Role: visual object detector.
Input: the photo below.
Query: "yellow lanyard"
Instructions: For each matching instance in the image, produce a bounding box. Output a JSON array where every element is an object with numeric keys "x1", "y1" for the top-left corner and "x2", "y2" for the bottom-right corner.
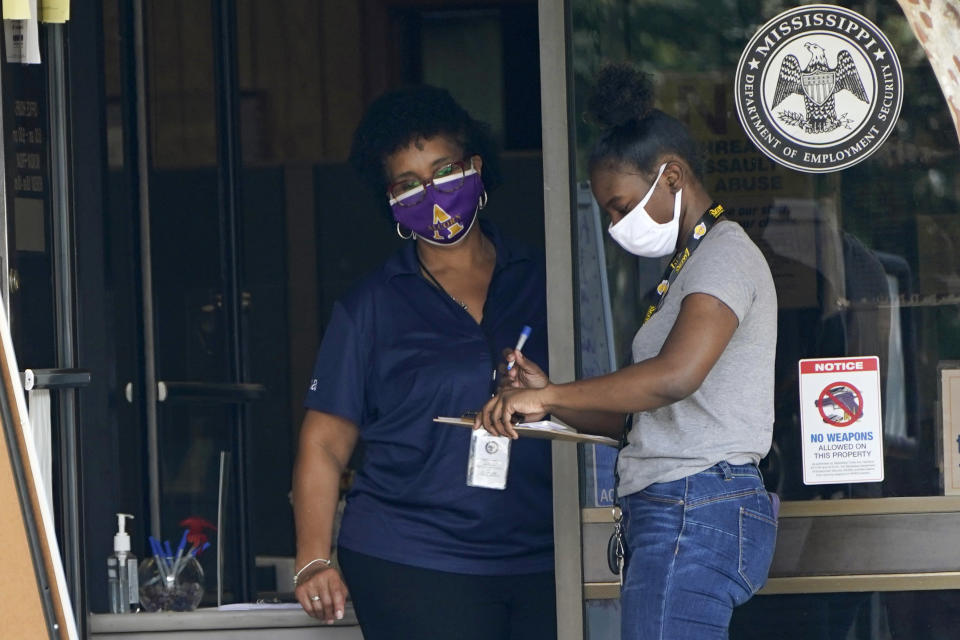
[{"x1": 640, "y1": 203, "x2": 725, "y2": 326}]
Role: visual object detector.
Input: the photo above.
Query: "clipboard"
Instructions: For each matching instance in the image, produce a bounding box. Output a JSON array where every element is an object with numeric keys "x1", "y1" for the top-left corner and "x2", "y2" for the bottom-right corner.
[{"x1": 434, "y1": 415, "x2": 619, "y2": 447}]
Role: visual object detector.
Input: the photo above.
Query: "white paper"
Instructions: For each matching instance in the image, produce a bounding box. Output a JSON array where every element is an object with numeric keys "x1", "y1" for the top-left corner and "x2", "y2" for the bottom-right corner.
[
  {"x1": 26, "y1": 388, "x2": 51, "y2": 512},
  {"x1": 516, "y1": 420, "x2": 575, "y2": 433},
  {"x1": 4, "y1": 0, "x2": 40, "y2": 64},
  {"x1": 798, "y1": 356, "x2": 884, "y2": 484},
  {"x1": 466, "y1": 428, "x2": 510, "y2": 490}
]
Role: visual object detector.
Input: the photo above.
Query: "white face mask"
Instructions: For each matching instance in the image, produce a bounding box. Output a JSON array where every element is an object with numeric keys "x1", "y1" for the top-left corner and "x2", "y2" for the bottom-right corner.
[{"x1": 607, "y1": 163, "x2": 682, "y2": 258}]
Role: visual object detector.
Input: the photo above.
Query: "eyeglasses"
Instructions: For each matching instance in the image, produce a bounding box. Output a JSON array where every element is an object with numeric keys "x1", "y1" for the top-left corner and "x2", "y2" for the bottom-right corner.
[{"x1": 388, "y1": 160, "x2": 470, "y2": 207}]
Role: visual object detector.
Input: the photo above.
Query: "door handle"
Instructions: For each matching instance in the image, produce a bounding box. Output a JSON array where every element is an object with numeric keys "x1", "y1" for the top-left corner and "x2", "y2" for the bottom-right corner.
[
  {"x1": 156, "y1": 381, "x2": 266, "y2": 404},
  {"x1": 21, "y1": 368, "x2": 91, "y2": 390}
]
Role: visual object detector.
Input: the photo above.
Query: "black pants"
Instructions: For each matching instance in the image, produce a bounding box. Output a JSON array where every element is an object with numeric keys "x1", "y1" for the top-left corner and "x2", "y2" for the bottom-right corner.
[{"x1": 338, "y1": 546, "x2": 557, "y2": 640}]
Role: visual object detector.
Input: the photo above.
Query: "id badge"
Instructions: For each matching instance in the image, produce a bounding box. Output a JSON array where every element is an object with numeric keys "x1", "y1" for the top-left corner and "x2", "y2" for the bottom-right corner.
[{"x1": 466, "y1": 428, "x2": 510, "y2": 490}]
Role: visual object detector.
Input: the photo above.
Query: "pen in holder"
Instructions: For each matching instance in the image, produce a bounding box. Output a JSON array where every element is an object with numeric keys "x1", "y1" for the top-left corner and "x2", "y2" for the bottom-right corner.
[{"x1": 139, "y1": 533, "x2": 207, "y2": 612}]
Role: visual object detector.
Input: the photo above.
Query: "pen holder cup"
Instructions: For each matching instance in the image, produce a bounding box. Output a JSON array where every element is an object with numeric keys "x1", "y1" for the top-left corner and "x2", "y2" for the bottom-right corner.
[{"x1": 138, "y1": 555, "x2": 205, "y2": 612}]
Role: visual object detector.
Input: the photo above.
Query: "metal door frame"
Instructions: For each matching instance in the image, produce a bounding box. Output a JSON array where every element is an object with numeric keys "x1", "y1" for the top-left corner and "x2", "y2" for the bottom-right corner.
[
  {"x1": 0, "y1": 17, "x2": 85, "y2": 630},
  {"x1": 537, "y1": 1, "x2": 583, "y2": 638}
]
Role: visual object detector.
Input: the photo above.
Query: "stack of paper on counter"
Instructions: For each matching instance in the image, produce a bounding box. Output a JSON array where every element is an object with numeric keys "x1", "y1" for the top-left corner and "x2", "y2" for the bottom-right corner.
[{"x1": 433, "y1": 415, "x2": 618, "y2": 447}]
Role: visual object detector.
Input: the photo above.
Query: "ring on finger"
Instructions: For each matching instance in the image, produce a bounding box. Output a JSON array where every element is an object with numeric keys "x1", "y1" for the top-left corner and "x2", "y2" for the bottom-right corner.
[{"x1": 310, "y1": 595, "x2": 321, "y2": 602}]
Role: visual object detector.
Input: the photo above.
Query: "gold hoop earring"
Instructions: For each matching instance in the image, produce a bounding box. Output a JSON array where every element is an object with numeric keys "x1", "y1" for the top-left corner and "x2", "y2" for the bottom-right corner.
[{"x1": 396, "y1": 222, "x2": 413, "y2": 240}]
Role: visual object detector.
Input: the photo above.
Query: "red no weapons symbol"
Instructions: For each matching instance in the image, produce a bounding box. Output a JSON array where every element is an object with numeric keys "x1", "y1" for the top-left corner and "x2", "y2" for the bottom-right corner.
[{"x1": 816, "y1": 381, "x2": 863, "y2": 427}]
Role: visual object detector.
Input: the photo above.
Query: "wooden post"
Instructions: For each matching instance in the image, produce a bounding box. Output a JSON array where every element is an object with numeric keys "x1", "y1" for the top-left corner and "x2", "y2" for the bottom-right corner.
[{"x1": 0, "y1": 305, "x2": 77, "y2": 639}]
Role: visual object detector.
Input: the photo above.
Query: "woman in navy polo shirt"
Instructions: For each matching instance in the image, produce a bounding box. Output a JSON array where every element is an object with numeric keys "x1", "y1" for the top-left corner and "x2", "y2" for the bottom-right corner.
[{"x1": 291, "y1": 86, "x2": 555, "y2": 640}]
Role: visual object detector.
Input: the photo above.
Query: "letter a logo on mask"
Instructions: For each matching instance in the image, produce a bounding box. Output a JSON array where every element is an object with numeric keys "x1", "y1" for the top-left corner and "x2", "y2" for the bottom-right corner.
[{"x1": 432, "y1": 204, "x2": 464, "y2": 240}]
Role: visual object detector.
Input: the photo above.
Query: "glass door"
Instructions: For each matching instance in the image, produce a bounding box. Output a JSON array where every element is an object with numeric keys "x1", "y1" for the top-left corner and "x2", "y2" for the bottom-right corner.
[
  {"x1": 105, "y1": 0, "x2": 278, "y2": 603},
  {"x1": 539, "y1": 0, "x2": 960, "y2": 637}
]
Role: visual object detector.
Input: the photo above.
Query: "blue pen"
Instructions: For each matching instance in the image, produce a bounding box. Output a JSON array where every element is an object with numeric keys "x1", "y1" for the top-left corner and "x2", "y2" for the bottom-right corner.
[
  {"x1": 171, "y1": 530, "x2": 190, "y2": 576},
  {"x1": 149, "y1": 537, "x2": 169, "y2": 580},
  {"x1": 506, "y1": 326, "x2": 532, "y2": 371},
  {"x1": 149, "y1": 536, "x2": 163, "y2": 560},
  {"x1": 175, "y1": 530, "x2": 189, "y2": 556}
]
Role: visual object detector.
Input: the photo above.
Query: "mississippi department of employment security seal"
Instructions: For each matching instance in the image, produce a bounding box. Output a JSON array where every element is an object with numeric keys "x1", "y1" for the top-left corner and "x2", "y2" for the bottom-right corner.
[{"x1": 734, "y1": 4, "x2": 902, "y2": 173}]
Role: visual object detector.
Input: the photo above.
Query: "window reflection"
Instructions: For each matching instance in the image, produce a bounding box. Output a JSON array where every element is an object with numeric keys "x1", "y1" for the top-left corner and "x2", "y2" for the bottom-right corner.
[{"x1": 571, "y1": 0, "x2": 960, "y2": 503}]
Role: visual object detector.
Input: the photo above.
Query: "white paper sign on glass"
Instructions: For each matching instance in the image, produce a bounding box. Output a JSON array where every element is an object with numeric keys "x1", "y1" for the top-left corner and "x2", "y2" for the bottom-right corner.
[{"x1": 798, "y1": 356, "x2": 884, "y2": 485}]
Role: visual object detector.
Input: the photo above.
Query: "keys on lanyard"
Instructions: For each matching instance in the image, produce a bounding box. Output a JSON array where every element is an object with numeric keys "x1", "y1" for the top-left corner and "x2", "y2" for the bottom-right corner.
[{"x1": 606, "y1": 506, "x2": 625, "y2": 586}]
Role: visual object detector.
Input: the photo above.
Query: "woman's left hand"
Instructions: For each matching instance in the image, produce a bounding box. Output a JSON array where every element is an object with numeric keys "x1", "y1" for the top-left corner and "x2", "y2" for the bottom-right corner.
[{"x1": 475, "y1": 386, "x2": 551, "y2": 438}]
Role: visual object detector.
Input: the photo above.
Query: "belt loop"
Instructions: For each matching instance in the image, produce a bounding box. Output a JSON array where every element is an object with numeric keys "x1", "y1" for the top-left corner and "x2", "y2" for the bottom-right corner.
[{"x1": 718, "y1": 460, "x2": 733, "y2": 480}]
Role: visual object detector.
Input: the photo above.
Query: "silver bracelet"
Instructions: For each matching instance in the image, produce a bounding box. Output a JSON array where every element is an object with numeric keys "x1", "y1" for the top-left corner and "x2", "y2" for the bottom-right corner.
[{"x1": 292, "y1": 557, "x2": 332, "y2": 586}]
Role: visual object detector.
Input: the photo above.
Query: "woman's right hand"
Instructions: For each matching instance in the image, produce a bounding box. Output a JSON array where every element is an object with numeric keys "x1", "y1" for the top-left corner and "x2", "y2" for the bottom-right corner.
[
  {"x1": 500, "y1": 349, "x2": 549, "y2": 391},
  {"x1": 294, "y1": 565, "x2": 349, "y2": 624}
]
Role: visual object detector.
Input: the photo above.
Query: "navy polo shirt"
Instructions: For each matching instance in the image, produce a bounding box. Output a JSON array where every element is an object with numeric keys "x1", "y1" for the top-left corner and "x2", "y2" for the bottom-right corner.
[{"x1": 305, "y1": 221, "x2": 553, "y2": 575}]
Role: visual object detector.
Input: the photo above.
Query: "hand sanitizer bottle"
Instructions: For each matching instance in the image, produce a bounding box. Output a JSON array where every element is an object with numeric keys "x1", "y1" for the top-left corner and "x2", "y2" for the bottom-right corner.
[{"x1": 108, "y1": 513, "x2": 138, "y2": 613}]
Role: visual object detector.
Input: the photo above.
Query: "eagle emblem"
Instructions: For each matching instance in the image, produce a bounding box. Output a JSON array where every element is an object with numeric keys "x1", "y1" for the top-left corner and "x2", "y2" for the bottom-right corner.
[{"x1": 772, "y1": 42, "x2": 868, "y2": 134}]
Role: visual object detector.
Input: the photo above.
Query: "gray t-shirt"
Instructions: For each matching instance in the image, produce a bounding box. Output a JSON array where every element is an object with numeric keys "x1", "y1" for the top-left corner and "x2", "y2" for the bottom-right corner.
[{"x1": 617, "y1": 220, "x2": 777, "y2": 496}]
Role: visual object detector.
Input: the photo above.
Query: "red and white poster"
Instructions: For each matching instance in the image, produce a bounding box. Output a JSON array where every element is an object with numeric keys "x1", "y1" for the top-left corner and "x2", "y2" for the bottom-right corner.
[{"x1": 798, "y1": 356, "x2": 884, "y2": 485}]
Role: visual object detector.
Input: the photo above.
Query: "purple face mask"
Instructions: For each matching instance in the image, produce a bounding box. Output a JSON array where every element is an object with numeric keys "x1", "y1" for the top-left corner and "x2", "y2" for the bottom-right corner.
[{"x1": 389, "y1": 168, "x2": 484, "y2": 245}]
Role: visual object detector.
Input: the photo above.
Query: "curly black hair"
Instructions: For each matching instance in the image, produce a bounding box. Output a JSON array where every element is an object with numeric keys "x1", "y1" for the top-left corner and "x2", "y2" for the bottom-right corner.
[
  {"x1": 587, "y1": 62, "x2": 704, "y2": 180},
  {"x1": 349, "y1": 85, "x2": 502, "y2": 210}
]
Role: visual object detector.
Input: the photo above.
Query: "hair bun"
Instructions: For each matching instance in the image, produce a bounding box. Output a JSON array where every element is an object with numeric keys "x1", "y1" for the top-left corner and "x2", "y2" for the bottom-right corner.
[{"x1": 587, "y1": 62, "x2": 655, "y2": 130}]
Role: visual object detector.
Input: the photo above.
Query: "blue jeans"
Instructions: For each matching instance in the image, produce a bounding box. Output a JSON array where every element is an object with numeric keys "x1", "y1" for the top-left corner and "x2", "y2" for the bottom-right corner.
[{"x1": 620, "y1": 462, "x2": 778, "y2": 640}]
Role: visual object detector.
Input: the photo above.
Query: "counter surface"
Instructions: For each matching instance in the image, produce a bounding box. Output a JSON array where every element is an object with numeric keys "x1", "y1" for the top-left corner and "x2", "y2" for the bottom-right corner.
[{"x1": 89, "y1": 604, "x2": 363, "y2": 639}]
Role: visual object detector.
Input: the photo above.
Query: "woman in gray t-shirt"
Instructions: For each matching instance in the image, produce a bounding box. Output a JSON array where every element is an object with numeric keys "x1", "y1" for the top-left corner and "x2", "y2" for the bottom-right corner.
[{"x1": 476, "y1": 63, "x2": 778, "y2": 639}]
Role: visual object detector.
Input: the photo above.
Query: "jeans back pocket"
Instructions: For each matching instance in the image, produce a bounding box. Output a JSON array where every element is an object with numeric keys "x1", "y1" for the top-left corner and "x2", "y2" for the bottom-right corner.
[{"x1": 738, "y1": 505, "x2": 777, "y2": 596}]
